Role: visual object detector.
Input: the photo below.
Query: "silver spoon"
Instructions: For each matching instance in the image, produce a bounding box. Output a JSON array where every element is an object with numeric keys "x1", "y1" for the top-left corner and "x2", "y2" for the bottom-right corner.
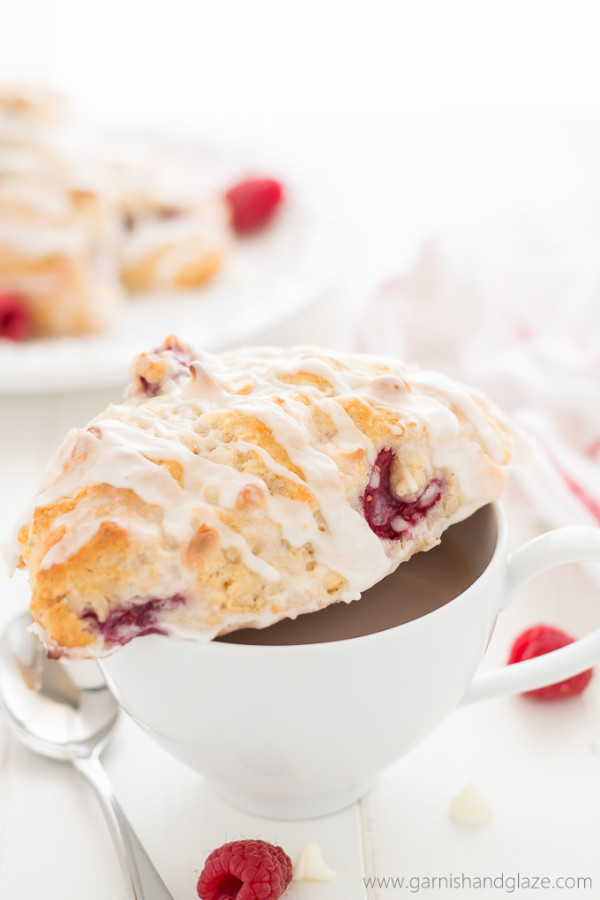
[{"x1": 0, "y1": 612, "x2": 175, "y2": 900}]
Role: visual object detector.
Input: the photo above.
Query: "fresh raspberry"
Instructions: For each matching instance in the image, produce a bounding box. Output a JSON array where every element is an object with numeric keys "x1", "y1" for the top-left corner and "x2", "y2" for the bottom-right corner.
[
  {"x1": 508, "y1": 624, "x2": 594, "y2": 700},
  {"x1": 197, "y1": 839, "x2": 292, "y2": 900},
  {"x1": 0, "y1": 292, "x2": 33, "y2": 341},
  {"x1": 224, "y1": 178, "x2": 284, "y2": 234}
]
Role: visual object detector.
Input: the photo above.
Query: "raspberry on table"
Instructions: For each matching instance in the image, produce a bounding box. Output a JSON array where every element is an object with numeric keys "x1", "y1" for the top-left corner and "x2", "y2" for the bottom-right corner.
[
  {"x1": 224, "y1": 178, "x2": 284, "y2": 235},
  {"x1": 197, "y1": 839, "x2": 293, "y2": 900},
  {"x1": 0, "y1": 292, "x2": 32, "y2": 341},
  {"x1": 508, "y1": 624, "x2": 594, "y2": 700}
]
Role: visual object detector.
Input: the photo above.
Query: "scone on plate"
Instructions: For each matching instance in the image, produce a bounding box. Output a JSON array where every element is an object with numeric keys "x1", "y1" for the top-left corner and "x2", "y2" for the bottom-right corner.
[
  {"x1": 0, "y1": 83, "x2": 285, "y2": 340},
  {"x1": 110, "y1": 142, "x2": 229, "y2": 293},
  {"x1": 15, "y1": 339, "x2": 521, "y2": 657},
  {"x1": 118, "y1": 196, "x2": 228, "y2": 293},
  {"x1": 0, "y1": 84, "x2": 121, "y2": 339}
]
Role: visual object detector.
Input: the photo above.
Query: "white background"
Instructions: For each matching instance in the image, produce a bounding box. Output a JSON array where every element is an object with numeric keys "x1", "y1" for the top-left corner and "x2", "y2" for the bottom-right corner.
[
  {"x1": 4, "y1": 1, "x2": 600, "y2": 281},
  {"x1": 4, "y1": 1, "x2": 600, "y2": 118}
]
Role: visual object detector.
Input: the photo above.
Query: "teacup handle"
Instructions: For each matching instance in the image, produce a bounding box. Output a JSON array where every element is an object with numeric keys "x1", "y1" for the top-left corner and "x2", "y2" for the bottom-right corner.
[{"x1": 461, "y1": 526, "x2": 600, "y2": 705}]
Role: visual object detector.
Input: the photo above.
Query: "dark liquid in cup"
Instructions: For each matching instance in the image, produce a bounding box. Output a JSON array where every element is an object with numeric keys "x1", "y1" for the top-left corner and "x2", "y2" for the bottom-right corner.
[{"x1": 218, "y1": 505, "x2": 496, "y2": 646}]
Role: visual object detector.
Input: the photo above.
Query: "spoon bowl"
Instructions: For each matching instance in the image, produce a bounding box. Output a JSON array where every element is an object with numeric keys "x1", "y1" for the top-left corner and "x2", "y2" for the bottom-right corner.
[
  {"x1": 0, "y1": 612, "x2": 118, "y2": 759},
  {"x1": 0, "y1": 612, "x2": 174, "y2": 900}
]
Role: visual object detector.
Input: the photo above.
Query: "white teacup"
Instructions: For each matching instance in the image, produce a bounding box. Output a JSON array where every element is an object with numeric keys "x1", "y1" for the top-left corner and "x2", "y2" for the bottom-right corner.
[{"x1": 100, "y1": 503, "x2": 600, "y2": 819}]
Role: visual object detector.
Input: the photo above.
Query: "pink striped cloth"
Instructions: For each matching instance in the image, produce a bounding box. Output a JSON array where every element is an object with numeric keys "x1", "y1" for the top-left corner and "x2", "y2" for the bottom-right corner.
[{"x1": 359, "y1": 215, "x2": 600, "y2": 548}]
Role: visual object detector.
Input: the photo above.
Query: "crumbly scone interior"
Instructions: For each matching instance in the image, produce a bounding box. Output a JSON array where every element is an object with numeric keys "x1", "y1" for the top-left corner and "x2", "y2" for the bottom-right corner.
[{"x1": 16, "y1": 339, "x2": 518, "y2": 657}]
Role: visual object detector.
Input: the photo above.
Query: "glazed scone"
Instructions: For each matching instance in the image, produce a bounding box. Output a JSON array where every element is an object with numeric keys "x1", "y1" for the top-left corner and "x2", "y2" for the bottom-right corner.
[
  {"x1": 0, "y1": 84, "x2": 226, "y2": 340},
  {"x1": 16, "y1": 339, "x2": 521, "y2": 657},
  {"x1": 0, "y1": 84, "x2": 285, "y2": 341},
  {"x1": 119, "y1": 196, "x2": 228, "y2": 292},
  {"x1": 0, "y1": 175, "x2": 121, "y2": 337},
  {"x1": 0, "y1": 84, "x2": 122, "y2": 338},
  {"x1": 110, "y1": 142, "x2": 229, "y2": 292}
]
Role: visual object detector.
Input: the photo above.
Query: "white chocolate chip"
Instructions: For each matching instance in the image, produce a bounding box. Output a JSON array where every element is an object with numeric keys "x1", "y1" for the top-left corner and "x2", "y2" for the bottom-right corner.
[
  {"x1": 293, "y1": 840, "x2": 336, "y2": 881},
  {"x1": 449, "y1": 783, "x2": 492, "y2": 826},
  {"x1": 418, "y1": 481, "x2": 439, "y2": 506},
  {"x1": 390, "y1": 516, "x2": 410, "y2": 533},
  {"x1": 369, "y1": 470, "x2": 381, "y2": 489}
]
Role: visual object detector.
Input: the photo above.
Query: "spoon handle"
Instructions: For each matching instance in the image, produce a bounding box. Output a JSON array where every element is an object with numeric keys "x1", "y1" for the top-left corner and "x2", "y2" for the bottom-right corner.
[{"x1": 73, "y1": 753, "x2": 175, "y2": 900}]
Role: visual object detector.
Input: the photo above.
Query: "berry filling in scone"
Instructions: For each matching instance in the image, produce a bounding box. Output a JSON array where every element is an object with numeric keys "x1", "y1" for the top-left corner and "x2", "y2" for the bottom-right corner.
[
  {"x1": 138, "y1": 377, "x2": 162, "y2": 397},
  {"x1": 362, "y1": 449, "x2": 444, "y2": 540},
  {"x1": 132, "y1": 335, "x2": 195, "y2": 396},
  {"x1": 82, "y1": 594, "x2": 186, "y2": 648}
]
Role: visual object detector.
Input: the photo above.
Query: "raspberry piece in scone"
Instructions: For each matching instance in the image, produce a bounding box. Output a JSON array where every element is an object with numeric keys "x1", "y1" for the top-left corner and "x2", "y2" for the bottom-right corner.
[{"x1": 361, "y1": 449, "x2": 444, "y2": 540}]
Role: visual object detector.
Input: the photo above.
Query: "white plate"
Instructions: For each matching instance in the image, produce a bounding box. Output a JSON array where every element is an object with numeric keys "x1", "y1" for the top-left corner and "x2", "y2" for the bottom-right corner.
[{"x1": 0, "y1": 150, "x2": 348, "y2": 394}]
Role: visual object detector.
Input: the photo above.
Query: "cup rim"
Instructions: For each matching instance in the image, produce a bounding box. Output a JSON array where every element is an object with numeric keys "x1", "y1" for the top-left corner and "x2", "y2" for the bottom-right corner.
[{"x1": 115, "y1": 501, "x2": 507, "y2": 661}]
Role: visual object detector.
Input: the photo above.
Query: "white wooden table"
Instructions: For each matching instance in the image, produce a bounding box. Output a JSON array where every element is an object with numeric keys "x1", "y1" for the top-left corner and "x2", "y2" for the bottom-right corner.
[{"x1": 1, "y1": 113, "x2": 600, "y2": 899}]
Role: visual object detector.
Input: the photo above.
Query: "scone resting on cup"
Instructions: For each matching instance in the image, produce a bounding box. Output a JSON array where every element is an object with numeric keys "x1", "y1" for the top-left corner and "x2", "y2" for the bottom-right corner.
[{"x1": 15, "y1": 339, "x2": 521, "y2": 658}]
